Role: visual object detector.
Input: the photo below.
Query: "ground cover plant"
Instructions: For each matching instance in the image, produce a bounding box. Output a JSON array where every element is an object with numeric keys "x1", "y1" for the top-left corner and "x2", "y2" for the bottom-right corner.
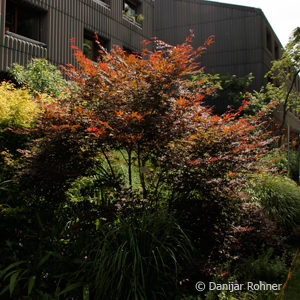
[{"x1": 0, "y1": 32, "x2": 298, "y2": 299}]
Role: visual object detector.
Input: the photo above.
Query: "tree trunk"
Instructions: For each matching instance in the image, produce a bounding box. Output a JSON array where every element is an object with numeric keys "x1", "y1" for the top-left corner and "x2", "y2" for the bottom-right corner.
[{"x1": 279, "y1": 69, "x2": 300, "y2": 146}]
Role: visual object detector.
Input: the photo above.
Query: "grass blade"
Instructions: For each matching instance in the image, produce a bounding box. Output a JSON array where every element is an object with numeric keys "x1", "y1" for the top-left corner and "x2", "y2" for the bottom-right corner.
[
  {"x1": 28, "y1": 275, "x2": 36, "y2": 295},
  {"x1": 58, "y1": 282, "x2": 82, "y2": 296},
  {"x1": 9, "y1": 271, "x2": 19, "y2": 297}
]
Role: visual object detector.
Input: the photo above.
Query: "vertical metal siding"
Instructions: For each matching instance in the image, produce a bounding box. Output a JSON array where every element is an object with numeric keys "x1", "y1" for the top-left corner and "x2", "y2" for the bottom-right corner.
[
  {"x1": 1, "y1": 34, "x2": 48, "y2": 70},
  {"x1": 0, "y1": 0, "x2": 154, "y2": 71},
  {"x1": 0, "y1": 0, "x2": 5, "y2": 46},
  {"x1": 154, "y1": 0, "x2": 282, "y2": 91}
]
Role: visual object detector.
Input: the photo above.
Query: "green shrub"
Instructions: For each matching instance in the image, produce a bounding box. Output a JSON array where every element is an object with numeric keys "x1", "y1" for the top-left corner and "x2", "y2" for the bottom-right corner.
[
  {"x1": 9, "y1": 58, "x2": 70, "y2": 97},
  {"x1": 278, "y1": 150, "x2": 298, "y2": 182},
  {"x1": 0, "y1": 82, "x2": 46, "y2": 197},
  {"x1": 0, "y1": 255, "x2": 86, "y2": 299},
  {"x1": 205, "y1": 289, "x2": 276, "y2": 300},
  {"x1": 200, "y1": 249, "x2": 288, "y2": 300},
  {"x1": 65, "y1": 164, "x2": 124, "y2": 204},
  {"x1": 286, "y1": 151, "x2": 299, "y2": 183},
  {"x1": 263, "y1": 150, "x2": 300, "y2": 182},
  {"x1": 251, "y1": 174, "x2": 300, "y2": 231},
  {"x1": 82, "y1": 211, "x2": 192, "y2": 299},
  {"x1": 0, "y1": 206, "x2": 88, "y2": 299},
  {"x1": 234, "y1": 248, "x2": 288, "y2": 283}
]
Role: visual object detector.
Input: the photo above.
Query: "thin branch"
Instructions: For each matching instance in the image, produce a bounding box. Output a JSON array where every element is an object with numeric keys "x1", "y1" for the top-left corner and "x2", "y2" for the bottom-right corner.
[{"x1": 100, "y1": 146, "x2": 116, "y2": 179}]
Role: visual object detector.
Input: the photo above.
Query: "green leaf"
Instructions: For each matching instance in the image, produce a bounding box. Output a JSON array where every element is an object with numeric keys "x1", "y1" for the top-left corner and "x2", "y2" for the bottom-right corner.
[
  {"x1": 0, "y1": 261, "x2": 25, "y2": 279},
  {"x1": 83, "y1": 284, "x2": 90, "y2": 300},
  {"x1": 38, "y1": 252, "x2": 53, "y2": 268},
  {"x1": 4, "y1": 269, "x2": 20, "y2": 281},
  {"x1": 58, "y1": 282, "x2": 82, "y2": 296},
  {"x1": 0, "y1": 286, "x2": 9, "y2": 296},
  {"x1": 28, "y1": 275, "x2": 36, "y2": 295},
  {"x1": 9, "y1": 271, "x2": 19, "y2": 296},
  {"x1": 95, "y1": 219, "x2": 100, "y2": 230}
]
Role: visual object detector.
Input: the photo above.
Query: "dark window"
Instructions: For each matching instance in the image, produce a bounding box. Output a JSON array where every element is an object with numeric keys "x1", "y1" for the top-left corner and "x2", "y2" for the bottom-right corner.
[
  {"x1": 93, "y1": 0, "x2": 111, "y2": 7},
  {"x1": 266, "y1": 28, "x2": 272, "y2": 53},
  {"x1": 5, "y1": 0, "x2": 45, "y2": 42},
  {"x1": 83, "y1": 31, "x2": 110, "y2": 61},
  {"x1": 123, "y1": 0, "x2": 143, "y2": 24},
  {"x1": 5, "y1": 1, "x2": 15, "y2": 32}
]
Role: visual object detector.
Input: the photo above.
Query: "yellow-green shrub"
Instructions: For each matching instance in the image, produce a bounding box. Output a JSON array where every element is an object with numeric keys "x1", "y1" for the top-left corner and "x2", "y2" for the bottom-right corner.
[{"x1": 0, "y1": 81, "x2": 41, "y2": 128}]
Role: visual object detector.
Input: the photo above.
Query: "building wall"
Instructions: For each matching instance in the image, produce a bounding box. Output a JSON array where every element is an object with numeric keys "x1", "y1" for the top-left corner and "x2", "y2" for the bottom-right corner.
[
  {"x1": 0, "y1": 0, "x2": 154, "y2": 72},
  {"x1": 154, "y1": 0, "x2": 283, "y2": 91},
  {"x1": 1, "y1": 0, "x2": 297, "y2": 94}
]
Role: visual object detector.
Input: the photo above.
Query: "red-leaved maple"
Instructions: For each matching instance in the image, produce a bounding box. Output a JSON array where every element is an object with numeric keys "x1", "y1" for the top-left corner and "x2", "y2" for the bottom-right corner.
[{"x1": 26, "y1": 31, "x2": 274, "y2": 201}]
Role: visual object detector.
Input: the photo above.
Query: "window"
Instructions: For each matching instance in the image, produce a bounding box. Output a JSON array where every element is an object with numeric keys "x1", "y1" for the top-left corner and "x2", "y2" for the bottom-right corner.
[
  {"x1": 123, "y1": 0, "x2": 143, "y2": 25},
  {"x1": 83, "y1": 31, "x2": 110, "y2": 61},
  {"x1": 5, "y1": 0, "x2": 46, "y2": 42},
  {"x1": 93, "y1": 0, "x2": 110, "y2": 8},
  {"x1": 266, "y1": 28, "x2": 272, "y2": 53},
  {"x1": 124, "y1": 0, "x2": 137, "y2": 18}
]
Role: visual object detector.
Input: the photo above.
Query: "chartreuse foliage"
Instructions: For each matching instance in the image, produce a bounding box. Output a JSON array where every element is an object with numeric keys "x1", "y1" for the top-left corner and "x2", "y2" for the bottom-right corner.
[
  {"x1": 0, "y1": 81, "x2": 40, "y2": 128},
  {"x1": 0, "y1": 81, "x2": 53, "y2": 188}
]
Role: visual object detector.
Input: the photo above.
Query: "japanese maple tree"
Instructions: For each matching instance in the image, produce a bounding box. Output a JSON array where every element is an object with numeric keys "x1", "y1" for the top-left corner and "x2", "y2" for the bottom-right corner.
[{"x1": 25, "y1": 31, "x2": 274, "y2": 202}]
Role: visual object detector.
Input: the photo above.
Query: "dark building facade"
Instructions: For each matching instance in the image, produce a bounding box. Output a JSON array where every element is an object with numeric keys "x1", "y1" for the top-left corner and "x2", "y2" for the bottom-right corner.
[
  {"x1": 154, "y1": 0, "x2": 284, "y2": 91},
  {"x1": 0, "y1": 0, "x2": 299, "y2": 97},
  {"x1": 154, "y1": 0, "x2": 300, "y2": 126},
  {"x1": 0, "y1": 0, "x2": 154, "y2": 71}
]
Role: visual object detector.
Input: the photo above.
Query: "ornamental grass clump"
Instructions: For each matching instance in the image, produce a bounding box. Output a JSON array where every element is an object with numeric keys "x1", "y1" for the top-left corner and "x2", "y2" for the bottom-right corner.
[
  {"x1": 252, "y1": 174, "x2": 300, "y2": 231},
  {"x1": 83, "y1": 211, "x2": 192, "y2": 300}
]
